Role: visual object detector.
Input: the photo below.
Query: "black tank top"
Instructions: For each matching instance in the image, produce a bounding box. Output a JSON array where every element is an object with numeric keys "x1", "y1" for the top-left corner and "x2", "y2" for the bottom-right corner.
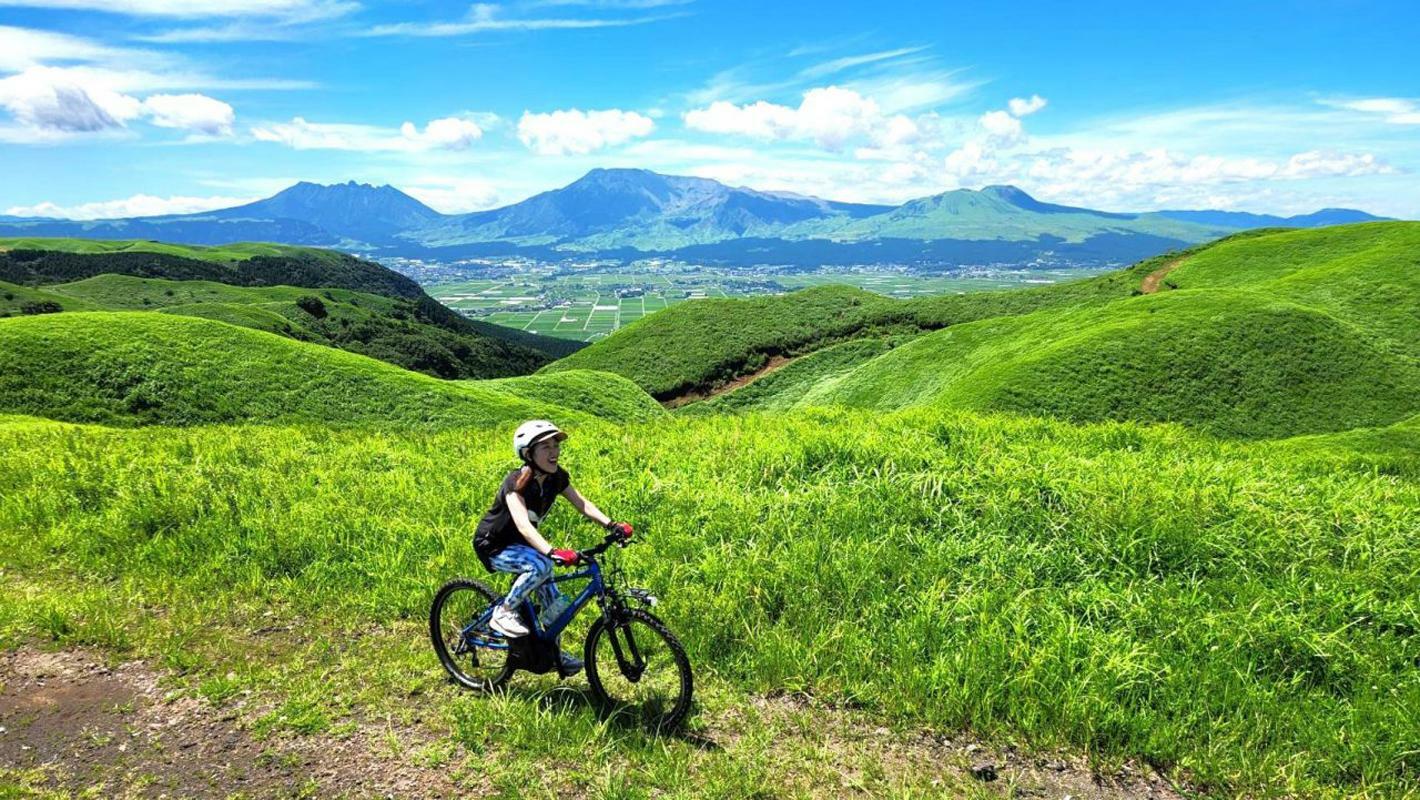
[{"x1": 473, "y1": 467, "x2": 570, "y2": 569}]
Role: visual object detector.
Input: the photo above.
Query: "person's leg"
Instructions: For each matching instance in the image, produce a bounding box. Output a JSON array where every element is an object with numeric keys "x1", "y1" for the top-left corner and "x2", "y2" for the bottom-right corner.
[{"x1": 489, "y1": 544, "x2": 553, "y2": 610}]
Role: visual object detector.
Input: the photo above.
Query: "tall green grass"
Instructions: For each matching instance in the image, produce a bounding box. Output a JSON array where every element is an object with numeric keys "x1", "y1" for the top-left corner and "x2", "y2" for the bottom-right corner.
[{"x1": 1, "y1": 409, "x2": 1414, "y2": 797}]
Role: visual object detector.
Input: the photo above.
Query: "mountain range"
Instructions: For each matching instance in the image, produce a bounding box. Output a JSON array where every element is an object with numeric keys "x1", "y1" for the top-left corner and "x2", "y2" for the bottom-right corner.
[{"x1": 0, "y1": 169, "x2": 1393, "y2": 268}]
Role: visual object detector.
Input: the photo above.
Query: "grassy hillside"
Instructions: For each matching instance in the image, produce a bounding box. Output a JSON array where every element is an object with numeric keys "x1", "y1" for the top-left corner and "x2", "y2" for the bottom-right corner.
[
  {"x1": 0, "y1": 312, "x2": 657, "y2": 428},
  {"x1": 690, "y1": 337, "x2": 902, "y2": 414},
  {"x1": 542, "y1": 285, "x2": 900, "y2": 398},
  {"x1": 0, "y1": 278, "x2": 98, "y2": 316},
  {"x1": 0, "y1": 409, "x2": 1414, "y2": 797},
  {"x1": 478, "y1": 369, "x2": 667, "y2": 424},
  {"x1": 695, "y1": 223, "x2": 1419, "y2": 437},
  {"x1": 0, "y1": 238, "x2": 581, "y2": 365},
  {"x1": 541, "y1": 242, "x2": 1211, "y2": 399},
  {"x1": 1164, "y1": 221, "x2": 1420, "y2": 356},
  {"x1": 0, "y1": 237, "x2": 353, "y2": 266},
  {"x1": 38, "y1": 274, "x2": 554, "y2": 379},
  {"x1": 800, "y1": 290, "x2": 1419, "y2": 437}
]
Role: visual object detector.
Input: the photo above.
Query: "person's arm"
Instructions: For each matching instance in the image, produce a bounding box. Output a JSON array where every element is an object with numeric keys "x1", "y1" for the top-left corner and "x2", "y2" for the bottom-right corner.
[
  {"x1": 505, "y1": 490, "x2": 555, "y2": 555},
  {"x1": 562, "y1": 484, "x2": 612, "y2": 527}
]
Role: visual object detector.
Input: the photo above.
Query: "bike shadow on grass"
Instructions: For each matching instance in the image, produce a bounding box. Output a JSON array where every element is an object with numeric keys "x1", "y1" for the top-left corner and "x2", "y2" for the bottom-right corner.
[{"x1": 490, "y1": 680, "x2": 719, "y2": 750}]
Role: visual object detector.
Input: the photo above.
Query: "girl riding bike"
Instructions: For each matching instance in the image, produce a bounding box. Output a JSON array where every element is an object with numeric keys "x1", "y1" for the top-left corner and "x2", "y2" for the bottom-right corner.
[{"x1": 473, "y1": 419, "x2": 632, "y2": 675}]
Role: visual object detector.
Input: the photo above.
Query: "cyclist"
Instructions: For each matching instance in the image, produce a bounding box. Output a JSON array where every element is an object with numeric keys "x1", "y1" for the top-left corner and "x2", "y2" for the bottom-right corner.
[{"x1": 473, "y1": 419, "x2": 632, "y2": 674}]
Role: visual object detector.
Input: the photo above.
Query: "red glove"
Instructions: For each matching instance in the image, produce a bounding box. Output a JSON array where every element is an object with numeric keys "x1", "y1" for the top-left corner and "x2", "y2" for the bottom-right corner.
[
  {"x1": 549, "y1": 548, "x2": 579, "y2": 565},
  {"x1": 607, "y1": 521, "x2": 633, "y2": 540}
]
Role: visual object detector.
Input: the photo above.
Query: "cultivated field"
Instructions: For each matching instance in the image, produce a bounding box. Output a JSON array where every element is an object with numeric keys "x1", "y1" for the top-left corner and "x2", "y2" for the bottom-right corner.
[{"x1": 429, "y1": 268, "x2": 1097, "y2": 342}]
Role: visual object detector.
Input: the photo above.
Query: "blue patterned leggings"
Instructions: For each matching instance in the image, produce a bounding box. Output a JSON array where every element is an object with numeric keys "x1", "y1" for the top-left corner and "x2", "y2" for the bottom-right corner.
[{"x1": 489, "y1": 544, "x2": 567, "y2": 611}]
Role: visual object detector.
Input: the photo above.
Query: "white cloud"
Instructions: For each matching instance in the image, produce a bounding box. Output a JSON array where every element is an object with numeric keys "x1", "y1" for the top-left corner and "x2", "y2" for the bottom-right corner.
[
  {"x1": 1331, "y1": 97, "x2": 1420, "y2": 125},
  {"x1": 141, "y1": 93, "x2": 234, "y2": 135},
  {"x1": 1008, "y1": 95, "x2": 1047, "y2": 117},
  {"x1": 0, "y1": 67, "x2": 235, "y2": 137},
  {"x1": 1281, "y1": 150, "x2": 1392, "y2": 178},
  {"x1": 978, "y1": 110, "x2": 1023, "y2": 143},
  {"x1": 0, "y1": 24, "x2": 143, "y2": 72},
  {"x1": 252, "y1": 114, "x2": 492, "y2": 152},
  {"x1": 943, "y1": 140, "x2": 998, "y2": 180},
  {"x1": 0, "y1": 67, "x2": 144, "y2": 132},
  {"x1": 516, "y1": 108, "x2": 654, "y2": 156},
  {"x1": 401, "y1": 177, "x2": 500, "y2": 213},
  {"x1": 939, "y1": 97, "x2": 1046, "y2": 176},
  {"x1": 400, "y1": 116, "x2": 483, "y2": 149},
  {"x1": 948, "y1": 146, "x2": 1395, "y2": 204},
  {"x1": 5, "y1": 192, "x2": 256, "y2": 219},
  {"x1": 684, "y1": 86, "x2": 918, "y2": 151}
]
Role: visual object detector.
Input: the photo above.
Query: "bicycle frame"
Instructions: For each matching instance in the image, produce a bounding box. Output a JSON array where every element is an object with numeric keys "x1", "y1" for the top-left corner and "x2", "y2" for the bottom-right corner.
[{"x1": 461, "y1": 557, "x2": 607, "y2": 651}]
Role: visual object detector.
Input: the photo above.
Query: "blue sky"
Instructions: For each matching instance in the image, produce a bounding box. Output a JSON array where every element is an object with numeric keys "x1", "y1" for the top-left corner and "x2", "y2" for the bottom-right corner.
[{"x1": 2, "y1": 0, "x2": 1418, "y2": 219}]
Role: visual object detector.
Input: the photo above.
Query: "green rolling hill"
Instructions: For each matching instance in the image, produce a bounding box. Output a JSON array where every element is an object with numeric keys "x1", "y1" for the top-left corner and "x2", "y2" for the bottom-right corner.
[
  {"x1": 798, "y1": 290, "x2": 1417, "y2": 437},
  {"x1": 0, "y1": 312, "x2": 661, "y2": 428},
  {"x1": 556, "y1": 222, "x2": 1420, "y2": 437},
  {"x1": 0, "y1": 238, "x2": 583, "y2": 376}
]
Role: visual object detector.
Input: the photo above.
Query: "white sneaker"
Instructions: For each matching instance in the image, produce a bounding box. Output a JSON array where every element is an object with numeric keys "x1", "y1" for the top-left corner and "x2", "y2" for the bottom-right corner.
[
  {"x1": 488, "y1": 604, "x2": 529, "y2": 638},
  {"x1": 538, "y1": 596, "x2": 572, "y2": 627}
]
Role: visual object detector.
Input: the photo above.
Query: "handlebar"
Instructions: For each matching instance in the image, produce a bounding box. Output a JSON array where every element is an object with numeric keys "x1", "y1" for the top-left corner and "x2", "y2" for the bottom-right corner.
[{"x1": 572, "y1": 528, "x2": 634, "y2": 563}]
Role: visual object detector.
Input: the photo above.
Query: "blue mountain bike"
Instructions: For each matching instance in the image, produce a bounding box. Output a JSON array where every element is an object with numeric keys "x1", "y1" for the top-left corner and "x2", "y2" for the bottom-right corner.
[{"x1": 430, "y1": 527, "x2": 694, "y2": 731}]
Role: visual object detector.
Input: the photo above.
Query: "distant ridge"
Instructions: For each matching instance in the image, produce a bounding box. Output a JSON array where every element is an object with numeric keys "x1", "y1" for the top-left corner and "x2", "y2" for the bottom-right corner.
[
  {"x1": 0, "y1": 170, "x2": 1398, "y2": 267},
  {"x1": 1155, "y1": 208, "x2": 1391, "y2": 228}
]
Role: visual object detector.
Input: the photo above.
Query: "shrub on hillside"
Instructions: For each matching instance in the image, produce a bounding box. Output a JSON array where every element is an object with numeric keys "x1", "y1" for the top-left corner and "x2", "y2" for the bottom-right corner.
[
  {"x1": 295, "y1": 295, "x2": 328, "y2": 319},
  {"x1": 20, "y1": 301, "x2": 61, "y2": 315}
]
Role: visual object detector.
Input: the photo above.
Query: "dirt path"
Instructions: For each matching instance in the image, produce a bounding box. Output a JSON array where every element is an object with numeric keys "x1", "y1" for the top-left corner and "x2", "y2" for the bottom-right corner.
[
  {"x1": 0, "y1": 648, "x2": 463, "y2": 798},
  {"x1": 664, "y1": 354, "x2": 798, "y2": 408},
  {"x1": 1139, "y1": 256, "x2": 1187, "y2": 294},
  {"x1": 2, "y1": 645, "x2": 1190, "y2": 799}
]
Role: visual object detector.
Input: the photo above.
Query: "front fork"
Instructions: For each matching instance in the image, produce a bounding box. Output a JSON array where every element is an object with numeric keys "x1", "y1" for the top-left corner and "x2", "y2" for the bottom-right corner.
[{"x1": 599, "y1": 590, "x2": 657, "y2": 683}]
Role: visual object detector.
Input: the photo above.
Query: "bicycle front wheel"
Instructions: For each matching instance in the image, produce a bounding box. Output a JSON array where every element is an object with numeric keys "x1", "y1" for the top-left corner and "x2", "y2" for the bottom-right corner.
[
  {"x1": 584, "y1": 608, "x2": 693, "y2": 731},
  {"x1": 430, "y1": 578, "x2": 513, "y2": 691}
]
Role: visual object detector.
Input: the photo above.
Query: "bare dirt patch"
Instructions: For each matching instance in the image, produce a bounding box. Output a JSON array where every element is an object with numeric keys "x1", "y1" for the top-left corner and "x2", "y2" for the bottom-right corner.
[
  {"x1": 664, "y1": 354, "x2": 798, "y2": 408},
  {"x1": 0, "y1": 647, "x2": 464, "y2": 799},
  {"x1": 1139, "y1": 257, "x2": 1187, "y2": 295}
]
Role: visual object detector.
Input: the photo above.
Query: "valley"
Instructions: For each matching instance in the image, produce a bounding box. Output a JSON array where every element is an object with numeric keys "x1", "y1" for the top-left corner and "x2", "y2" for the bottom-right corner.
[{"x1": 394, "y1": 254, "x2": 1103, "y2": 342}]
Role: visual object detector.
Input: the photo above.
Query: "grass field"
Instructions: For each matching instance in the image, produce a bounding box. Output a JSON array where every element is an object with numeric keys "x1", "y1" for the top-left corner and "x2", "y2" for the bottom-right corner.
[
  {"x1": 1, "y1": 409, "x2": 1415, "y2": 798},
  {"x1": 2, "y1": 223, "x2": 1416, "y2": 798}
]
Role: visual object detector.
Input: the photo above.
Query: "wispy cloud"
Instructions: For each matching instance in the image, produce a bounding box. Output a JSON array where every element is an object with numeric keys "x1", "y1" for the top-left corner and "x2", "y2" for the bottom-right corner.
[
  {"x1": 5, "y1": 191, "x2": 257, "y2": 219},
  {"x1": 0, "y1": 0, "x2": 357, "y2": 19},
  {"x1": 1323, "y1": 96, "x2": 1420, "y2": 125},
  {"x1": 365, "y1": 3, "x2": 684, "y2": 37},
  {"x1": 250, "y1": 114, "x2": 490, "y2": 152},
  {"x1": 683, "y1": 42, "x2": 978, "y2": 117},
  {"x1": 798, "y1": 46, "x2": 930, "y2": 80}
]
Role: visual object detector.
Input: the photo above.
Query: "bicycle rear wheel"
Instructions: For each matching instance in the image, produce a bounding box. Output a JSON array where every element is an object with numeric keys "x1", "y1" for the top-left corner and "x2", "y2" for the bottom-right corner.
[
  {"x1": 430, "y1": 578, "x2": 513, "y2": 691},
  {"x1": 584, "y1": 608, "x2": 693, "y2": 732}
]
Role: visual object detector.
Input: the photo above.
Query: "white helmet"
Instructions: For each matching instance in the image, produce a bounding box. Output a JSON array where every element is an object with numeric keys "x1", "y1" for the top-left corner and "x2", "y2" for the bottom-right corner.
[{"x1": 513, "y1": 419, "x2": 567, "y2": 462}]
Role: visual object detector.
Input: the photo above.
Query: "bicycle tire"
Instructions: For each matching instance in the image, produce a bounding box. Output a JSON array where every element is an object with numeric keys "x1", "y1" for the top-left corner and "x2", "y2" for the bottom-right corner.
[
  {"x1": 430, "y1": 577, "x2": 514, "y2": 691},
  {"x1": 583, "y1": 607, "x2": 694, "y2": 732}
]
